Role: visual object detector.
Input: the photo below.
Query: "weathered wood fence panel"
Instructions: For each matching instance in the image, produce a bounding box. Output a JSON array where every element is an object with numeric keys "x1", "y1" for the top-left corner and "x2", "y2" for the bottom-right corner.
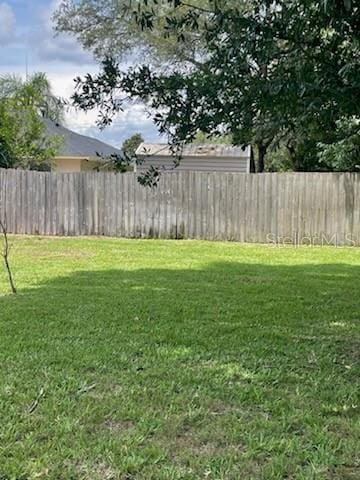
[{"x1": 0, "y1": 169, "x2": 360, "y2": 246}]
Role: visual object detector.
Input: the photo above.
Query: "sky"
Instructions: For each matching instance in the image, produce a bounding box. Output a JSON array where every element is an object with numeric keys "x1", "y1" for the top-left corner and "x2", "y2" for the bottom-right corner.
[{"x1": 0, "y1": 0, "x2": 160, "y2": 148}]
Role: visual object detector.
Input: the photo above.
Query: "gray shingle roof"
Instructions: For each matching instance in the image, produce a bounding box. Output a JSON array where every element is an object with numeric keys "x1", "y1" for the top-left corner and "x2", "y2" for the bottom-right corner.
[
  {"x1": 136, "y1": 143, "x2": 250, "y2": 158},
  {"x1": 43, "y1": 118, "x2": 122, "y2": 159}
]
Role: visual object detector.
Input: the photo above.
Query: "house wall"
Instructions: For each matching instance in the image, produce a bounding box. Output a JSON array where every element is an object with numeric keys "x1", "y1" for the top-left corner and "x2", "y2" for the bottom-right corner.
[
  {"x1": 80, "y1": 159, "x2": 108, "y2": 171},
  {"x1": 136, "y1": 155, "x2": 250, "y2": 173},
  {"x1": 53, "y1": 157, "x2": 107, "y2": 172},
  {"x1": 53, "y1": 157, "x2": 82, "y2": 172}
]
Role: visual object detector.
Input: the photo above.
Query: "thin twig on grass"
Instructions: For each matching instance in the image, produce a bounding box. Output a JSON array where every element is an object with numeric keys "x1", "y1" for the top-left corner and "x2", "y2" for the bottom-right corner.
[
  {"x1": 28, "y1": 387, "x2": 46, "y2": 414},
  {"x1": 0, "y1": 213, "x2": 17, "y2": 294},
  {"x1": 76, "y1": 383, "x2": 97, "y2": 396}
]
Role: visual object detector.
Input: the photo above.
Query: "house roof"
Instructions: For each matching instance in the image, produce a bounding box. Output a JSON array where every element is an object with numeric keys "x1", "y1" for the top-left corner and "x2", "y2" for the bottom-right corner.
[
  {"x1": 44, "y1": 118, "x2": 122, "y2": 160},
  {"x1": 136, "y1": 143, "x2": 250, "y2": 158}
]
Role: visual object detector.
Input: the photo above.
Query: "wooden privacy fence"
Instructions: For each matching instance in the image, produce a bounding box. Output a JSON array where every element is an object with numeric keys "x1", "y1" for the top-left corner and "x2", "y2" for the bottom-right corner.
[{"x1": 0, "y1": 168, "x2": 360, "y2": 246}]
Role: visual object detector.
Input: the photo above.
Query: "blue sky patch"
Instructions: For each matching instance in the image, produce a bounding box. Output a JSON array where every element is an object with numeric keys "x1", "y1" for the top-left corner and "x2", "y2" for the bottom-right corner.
[{"x1": 0, "y1": 0, "x2": 159, "y2": 147}]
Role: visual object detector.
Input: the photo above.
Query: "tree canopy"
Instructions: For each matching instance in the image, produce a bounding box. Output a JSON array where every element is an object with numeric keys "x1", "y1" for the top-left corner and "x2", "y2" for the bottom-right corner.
[
  {"x1": 64, "y1": 0, "x2": 359, "y2": 174},
  {"x1": 0, "y1": 73, "x2": 63, "y2": 169},
  {"x1": 122, "y1": 133, "x2": 144, "y2": 157},
  {"x1": 54, "y1": 0, "x2": 242, "y2": 68}
]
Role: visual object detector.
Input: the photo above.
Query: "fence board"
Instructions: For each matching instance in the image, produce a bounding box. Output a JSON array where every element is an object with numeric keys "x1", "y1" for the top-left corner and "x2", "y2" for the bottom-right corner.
[{"x1": 0, "y1": 169, "x2": 359, "y2": 246}]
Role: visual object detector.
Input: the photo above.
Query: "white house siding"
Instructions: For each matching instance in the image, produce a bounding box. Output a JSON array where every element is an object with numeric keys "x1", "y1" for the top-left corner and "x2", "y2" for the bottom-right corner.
[{"x1": 136, "y1": 155, "x2": 250, "y2": 173}]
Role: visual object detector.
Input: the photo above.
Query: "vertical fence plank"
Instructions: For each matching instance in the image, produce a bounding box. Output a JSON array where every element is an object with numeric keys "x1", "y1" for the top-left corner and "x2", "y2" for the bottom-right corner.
[
  {"x1": 183, "y1": 171, "x2": 190, "y2": 239},
  {"x1": 186, "y1": 171, "x2": 193, "y2": 239},
  {"x1": 121, "y1": 173, "x2": 128, "y2": 238},
  {"x1": 232, "y1": 173, "x2": 240, "y2": 242},
  {"x1": 50, "y1": 172, "x2": 57, "y2": 236},
  {"x1": 352, "y1": 174, "x2": 360, "y2": 245},
  {"x1": 194, "y1": 172, "x2": 202, "y2": 239},
  {"x1": 175, "y1": 172, "x2": 185, "y2": 239},
  {"x1": 225, "y1": 174, "x2": 233, "y2": 240},
  {"x1": 200, "y1": 172, "x2": 208, "y2": 240},
  {"x1": 169, "y1": 173, "x2": 178, "y2": 239},
  {"x1": 262, "y1": 173, "x2": 271, "y2": 244},
  {"x1": 206, "y1": 173, "x2": 214, "y2": 240},
  {"x1": 244, "y1": 174, "x2": 253, "y2": 243},
  {"x1": 127, "y1": 174, "x2": 135, "y2": 238}
]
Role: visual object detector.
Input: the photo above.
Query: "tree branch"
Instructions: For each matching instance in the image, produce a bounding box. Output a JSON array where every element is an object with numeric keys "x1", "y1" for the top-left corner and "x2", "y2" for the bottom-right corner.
[
  {"x1": 0, "y1": 214, "x2": 17, "y2": 295},
  {"x1": 179, "y1": 1, "x2": 213, "y2": 14}
]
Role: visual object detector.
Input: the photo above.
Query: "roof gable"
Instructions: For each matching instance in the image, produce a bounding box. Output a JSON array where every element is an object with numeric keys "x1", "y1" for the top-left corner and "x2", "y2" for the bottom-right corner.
[{"x1": 43, "y1": 118, "x2": 122, "y2": 159}]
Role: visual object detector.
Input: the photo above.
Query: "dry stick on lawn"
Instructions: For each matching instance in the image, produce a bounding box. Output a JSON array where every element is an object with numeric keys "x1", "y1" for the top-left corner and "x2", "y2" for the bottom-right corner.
[
  {"x1": 0, "y1": 214, "x2": 17, "y2": 294},
  {"x1": 28, "y1": 387, "x2": 45, "y2": 414}
]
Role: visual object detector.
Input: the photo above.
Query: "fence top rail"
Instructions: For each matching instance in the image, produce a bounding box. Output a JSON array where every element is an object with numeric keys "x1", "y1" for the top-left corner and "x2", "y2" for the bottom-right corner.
[{"x1": 1, "y1": 168, "x2": 360, "y2": 179}]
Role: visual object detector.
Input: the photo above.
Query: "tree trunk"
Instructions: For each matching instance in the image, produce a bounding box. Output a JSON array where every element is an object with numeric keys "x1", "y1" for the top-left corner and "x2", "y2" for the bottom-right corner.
[
  {"x1": 257, "y1": 143, "x2": 267, "y2": 173},
  {"x1": 286, "y1": 144, "x2": 301, "y2": 171},
  {"x1": 250, "y1": 146, "x2": 256, "y2": 173}
]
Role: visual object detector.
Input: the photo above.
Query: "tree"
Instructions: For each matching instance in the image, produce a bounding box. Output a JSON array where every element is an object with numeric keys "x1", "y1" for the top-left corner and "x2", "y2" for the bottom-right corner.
[
  {"x1": 318, "y1": 118, "x2": 360, "y2": 172},
  {"x1": 53, "y1": 1, "x2": 242, "y2": 68},
  {"x1": 122, "y1": 133, "x2": 144, "y2": 157},
  {"x1": 0, "y1": 74, "x2": 63, "y2": 170},
  {"x1": 0, "y1": 73, "x2": 64, "y2": 122},
  {"x1": 0, "y1": 102, "x2": 16, "y2": 168},
  {"x1": 192, "y1": 132, "x2": 232, "y2": 145},
  {"x1": 91, "y1": 134, "x2": 145, "y2": 173},
  {"x1": 69, "y1": 0, "x2": 360, "y2": 174}
]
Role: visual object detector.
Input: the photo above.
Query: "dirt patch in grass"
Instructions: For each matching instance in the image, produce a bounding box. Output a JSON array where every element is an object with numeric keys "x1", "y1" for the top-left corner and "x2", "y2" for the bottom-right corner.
[
  {"x1": 327, "y1": 465, "x2": 360, "y2": 480},
  {"x1": 73, "y1": 460, "x2": 118, "y2": 480},
  {"x1": 165, "y1": 429, "x2": 246, "y2": 464},
  {"x1": 101, "y1": 418, "x2": 135, "y2": 434}
]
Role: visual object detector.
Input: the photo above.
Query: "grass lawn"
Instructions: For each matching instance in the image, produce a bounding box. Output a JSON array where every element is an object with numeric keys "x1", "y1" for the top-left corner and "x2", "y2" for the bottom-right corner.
[{"x1": 0, "y1": 237, "x2": 359, "y2": 479}]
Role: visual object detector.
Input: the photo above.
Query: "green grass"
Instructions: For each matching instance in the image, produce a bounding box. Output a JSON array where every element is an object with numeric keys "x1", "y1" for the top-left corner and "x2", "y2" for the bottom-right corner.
[{"x1": 0, "y1": 237, "x2": 359, "y2": 480}]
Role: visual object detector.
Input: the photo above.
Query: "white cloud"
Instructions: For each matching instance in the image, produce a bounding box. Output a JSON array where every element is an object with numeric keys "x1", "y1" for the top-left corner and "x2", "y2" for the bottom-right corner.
[
  {"x1": 46, "y1": 71, "x2": 160, "y2": 146},
  {"x1": 81, "y1": 120, "x2": 161, "y2": 149},
  {"x1": 28, "y1": 0, "x2": 92, "y2": 65},
  {"x1": 67, "y1": 103, "x2": 161, "y2": 147},
  {"x1": 0, "y1": 0, "x2": 161, "y2": 146},
  {"x1": 0, "y1": 2, "x2": 17, "y2": 44}
]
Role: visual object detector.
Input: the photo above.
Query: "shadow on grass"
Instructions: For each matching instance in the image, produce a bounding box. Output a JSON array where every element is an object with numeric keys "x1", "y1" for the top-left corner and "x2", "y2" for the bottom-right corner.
[{"x1": 1, "y1": 260, "x2": 359, "y2": 364}]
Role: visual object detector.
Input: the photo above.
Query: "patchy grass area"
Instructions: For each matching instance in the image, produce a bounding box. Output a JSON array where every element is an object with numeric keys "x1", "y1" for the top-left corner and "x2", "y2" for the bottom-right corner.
[{"x1": 0, "y1": 237, "x2": 359, "y2": 479}]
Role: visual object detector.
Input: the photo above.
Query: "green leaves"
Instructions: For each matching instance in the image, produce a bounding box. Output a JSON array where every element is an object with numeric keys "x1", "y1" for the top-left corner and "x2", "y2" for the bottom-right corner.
[
  {"x1": 122, "y1": 133, "x2": 144, "y2": 157},
  {"x1": 318, "y1": 118, "x2": 360, "y2": 171},
  {"x1": 0, "y1": 73, "x2": 63, "y2": 170},
  {"x1": 70, "y1": 0, "x2": 360, "y2": 174},
  {"x1": 323, "y1": 0, "x2": 354, "y2": 12}
]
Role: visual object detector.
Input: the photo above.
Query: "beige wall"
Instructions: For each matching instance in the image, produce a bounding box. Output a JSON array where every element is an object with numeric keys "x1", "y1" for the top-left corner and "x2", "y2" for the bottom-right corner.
[
  {"x1": 80, "y1": 159, "x2": 106, "y2": 171},
  {"x1": 53, "y1": 157, "x2": 82, "y2": 172},
  {"x1": 53, "y1": 157, "x2": 106, "y2": 173},
  {"x1": 81, "y1": 159, "x2": 134, "y2": 172}
]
